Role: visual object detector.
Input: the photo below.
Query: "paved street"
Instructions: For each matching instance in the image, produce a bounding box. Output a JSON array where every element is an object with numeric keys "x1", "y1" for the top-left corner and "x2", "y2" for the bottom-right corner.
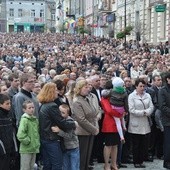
[{"x1": 94, "y1": 159, "x2": 164, "y2": 170}]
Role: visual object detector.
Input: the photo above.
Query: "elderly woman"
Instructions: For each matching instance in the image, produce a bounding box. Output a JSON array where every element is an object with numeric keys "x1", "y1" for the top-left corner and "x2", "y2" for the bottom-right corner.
[
  {"x1": 72, "y1": 80, "x2": 99, "y2": 170},
  {"x1": 37, "y1": 82, "x2": 76, "y2": 170},
  {"x1": 128, "y1": 78, "x2": 154, "y2": 168}
]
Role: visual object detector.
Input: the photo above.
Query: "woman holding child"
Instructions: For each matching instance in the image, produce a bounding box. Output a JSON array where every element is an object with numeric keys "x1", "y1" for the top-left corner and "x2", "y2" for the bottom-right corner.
[
  {"x1": 101, "y1": 80, "x2": 123, "y2": 170},
  {"x1": 37, "y1": 82, "x2": 76, "y2": 170}
]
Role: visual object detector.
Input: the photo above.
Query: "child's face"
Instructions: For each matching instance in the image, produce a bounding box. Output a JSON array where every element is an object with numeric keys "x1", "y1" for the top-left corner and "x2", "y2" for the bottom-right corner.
[
  {"x1": 0, "y1": 100, "x2": 11, "y2": 111},
  {"x1": 24, "y1": 103, "x2": 35, "y2": 116},
  {"x1": 59, "y1": 107, "x2": 69, "y2": 118}
]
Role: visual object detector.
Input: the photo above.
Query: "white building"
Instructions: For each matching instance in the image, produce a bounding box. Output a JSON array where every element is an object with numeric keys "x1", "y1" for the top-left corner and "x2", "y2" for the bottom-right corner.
[{"x1": 115, "y1": 0, "x2": 169, "y2": 44}]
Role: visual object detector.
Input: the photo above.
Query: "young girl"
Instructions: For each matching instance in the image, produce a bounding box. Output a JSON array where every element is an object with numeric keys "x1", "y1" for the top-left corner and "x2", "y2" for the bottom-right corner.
[{"x1": 17, "y1": 100, "x2": 40, "y2": 170}]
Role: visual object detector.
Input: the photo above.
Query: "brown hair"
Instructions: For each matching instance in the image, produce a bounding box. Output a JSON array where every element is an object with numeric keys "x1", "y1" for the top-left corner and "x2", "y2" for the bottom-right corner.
[
  {"x1": 20, "y1": 73, "x2": 34, "y2": 87},
  {"x1": 37, "y1": 82, "x2": 56, "y2": 103},
  {"x1": 23, "y1": 100, "x2": 34, "y2": 110}
]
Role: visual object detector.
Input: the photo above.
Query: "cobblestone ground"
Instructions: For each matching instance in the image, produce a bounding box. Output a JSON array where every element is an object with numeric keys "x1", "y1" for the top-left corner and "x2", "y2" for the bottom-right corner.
[{"x1": 94, "y1": 159, "x2": 164, "y2": 170}]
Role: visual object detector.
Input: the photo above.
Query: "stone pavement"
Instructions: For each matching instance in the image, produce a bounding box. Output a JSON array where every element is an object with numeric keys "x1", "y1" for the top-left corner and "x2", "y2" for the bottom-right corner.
[{"x1": 94, "y1": 159, "x2": 165, "y2": 170}]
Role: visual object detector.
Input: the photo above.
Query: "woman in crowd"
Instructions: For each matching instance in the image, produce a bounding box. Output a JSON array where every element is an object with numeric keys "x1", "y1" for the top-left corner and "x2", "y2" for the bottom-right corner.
[
  {"x1": 37, "y1": 82, "x2": 76, "y2": 170},
  {"x1": 128, "y1": 78, "x2": 154, "y2": 168},
  {"x1": 101, "y1": 80, "x2": 122, "y2": 170},
  {"x1": 72, "y1": 80, "x2": 99, "y2": 170}
]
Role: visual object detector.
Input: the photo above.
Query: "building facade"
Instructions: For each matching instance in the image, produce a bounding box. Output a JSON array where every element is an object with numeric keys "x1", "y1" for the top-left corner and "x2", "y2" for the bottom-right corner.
[{"x1": 0, "y1": 0, "x2": 56, "y2": 32}]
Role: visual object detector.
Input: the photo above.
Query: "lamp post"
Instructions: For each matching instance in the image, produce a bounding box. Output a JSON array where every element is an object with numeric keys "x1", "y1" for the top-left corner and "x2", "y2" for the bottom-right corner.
[{"x1": 124, "y1": 0, "x2": 127, "y2": 49}]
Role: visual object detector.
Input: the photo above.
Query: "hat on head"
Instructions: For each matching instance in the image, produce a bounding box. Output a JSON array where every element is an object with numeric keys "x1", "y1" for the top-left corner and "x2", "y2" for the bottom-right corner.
[{"x1": 112, "y1": 77, "x2": 124, "y2": 87}]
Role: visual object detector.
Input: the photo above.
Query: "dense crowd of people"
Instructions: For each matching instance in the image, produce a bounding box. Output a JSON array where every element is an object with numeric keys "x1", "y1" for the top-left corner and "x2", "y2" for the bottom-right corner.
[{"x1": 0, "y1": 32, "x2": 170, "y2": 170}]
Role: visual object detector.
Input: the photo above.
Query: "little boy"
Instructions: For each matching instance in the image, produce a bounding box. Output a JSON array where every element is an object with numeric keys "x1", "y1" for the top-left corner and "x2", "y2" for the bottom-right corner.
[
  {"x1": 0, "y1": 94, "x2": 17, "y2": 170},
  {"x1": 51, "y1": 104, "x2": 80, "y2": 170},
  {"x1": 17, "y1": 100, "x2": 40, "y2": 170}
]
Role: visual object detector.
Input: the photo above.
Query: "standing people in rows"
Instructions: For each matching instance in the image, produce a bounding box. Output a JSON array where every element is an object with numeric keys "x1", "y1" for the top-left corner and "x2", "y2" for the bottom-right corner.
[
  {"x1": 13, "y1": 73, "x2": 39, "y2": 126},
  {"x1": 149, "y1": 75, "x2": 164, "y2": 160},
  {"x1": 158, "y1": 72, "x2": 170, "y2": 169},
  {"x1": 0, "y1": 94, "x2": 17, "y2": 170},
  {"x1": 37, "y1": 82, "x2": 76, "y2": 170},
  {"x1": 72, "y1": 80, "x2": 99, "y2": 170},
  {"x1": 101, "y1": 80, "x2": 122, "y2": 170},
  {"x1": 51, "y1": 104, "x2": 80, "y2": 170},
  {"x1": 17, "y1": 100, "x2": 40, "y2": 170},
  {"x1": 90, "y1": 75, "x2": 104, "y2": 164},
  {"x1": 128, "y1": 78, "x2": 154, "y2": 168}
]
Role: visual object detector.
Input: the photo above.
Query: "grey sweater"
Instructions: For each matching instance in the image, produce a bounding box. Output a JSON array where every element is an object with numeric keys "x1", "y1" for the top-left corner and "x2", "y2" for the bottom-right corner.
[
  {"x1": 58, "y1": 117, "x2": 79, "y2": 150},
  {"x1": 12, "y1": 89, "x2": 39, "y2": 126}
]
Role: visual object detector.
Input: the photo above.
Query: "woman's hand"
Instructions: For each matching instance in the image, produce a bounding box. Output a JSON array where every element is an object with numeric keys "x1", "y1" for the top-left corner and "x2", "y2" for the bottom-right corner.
[
  {"x1": 51, "y1": 126, "x2": 60, "y2": 133},
  {"x1": 94, "y1": 128, "x2": 99, "y2": 135},
  {"x1": 74, "y1": 121, "x2": 79, "y2": 127}
]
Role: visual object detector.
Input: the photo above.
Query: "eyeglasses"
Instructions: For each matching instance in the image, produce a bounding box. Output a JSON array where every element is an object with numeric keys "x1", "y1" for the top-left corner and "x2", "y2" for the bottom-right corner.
[
  {"x1": 26, "y1": 81, "x2": 35, "y2": 83},
  {"x1": 34, "y1": 86, "x2": 41, "y2": 88}
]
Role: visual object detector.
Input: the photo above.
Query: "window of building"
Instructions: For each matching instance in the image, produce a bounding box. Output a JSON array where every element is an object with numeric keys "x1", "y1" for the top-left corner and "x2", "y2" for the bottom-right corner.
[
  {"x1": 9, "y1": 8, "x2": 14, "y2": 17},
  {"x1": 119, "y1": 16, "x2": 122, "y2": 30},
  {"x1": 128, "y1": 13, "x2": 131, "y2": 25},
  {"x1": 153, "y1": 10, "x2": 158, "y2": 43},
  {"x1": 147, "y1": 8, "x2": 151, "y2": 40},
  {"x1": 51, "y1": 13, "x2": 55, "y2": 20},
  {"x1": 18, "y1": 9, "x2": 23, "y2": 17},
  {"x1": 135, "y1": 11, "x2": 140, "y2": 21},
  {"x1": 40, "y1": 9, "x2": 44, "y2": 18},
  {"x1": 31, "y1": 9, "x2": 35, "y2": 17}
]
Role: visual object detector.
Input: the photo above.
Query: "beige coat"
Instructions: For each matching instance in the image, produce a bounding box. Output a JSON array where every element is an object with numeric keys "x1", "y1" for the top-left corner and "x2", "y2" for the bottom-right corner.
[
  {"x1": 72, "y1": 95, "x2": 98, "y2": 135},
  {"x1": 128, "y1": 90, "x2": 154, "y2": 135}
]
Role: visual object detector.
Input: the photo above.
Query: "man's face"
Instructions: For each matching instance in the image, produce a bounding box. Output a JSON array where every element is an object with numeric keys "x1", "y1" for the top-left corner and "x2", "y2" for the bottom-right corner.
[
  {"x1": 23, "y1": 77, "x2": 35, "y2": 92},
  {"x1": 154, "y1": 76, "x2": 162, "y2": 87},
  {"x1": 0, "y1": 100, "x2": 11, "y2": 111},
  {"x1": 124, "y1": 78, "x2": 132, "y2": 88},
  {"x1": 92, "y1": 77, "x2": 101, "y2": 89},
  {"x1": 11, "y1": 78, "x2": 20, "y2": 88}
]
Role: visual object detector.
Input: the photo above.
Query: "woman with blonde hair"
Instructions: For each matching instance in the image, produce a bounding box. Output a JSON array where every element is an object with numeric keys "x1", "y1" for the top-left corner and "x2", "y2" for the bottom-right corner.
[
  {"x1": 72, "y1": 80, "x2": 99, "y2": 170},
  {"x1": 37, "y1": 82, "x2": 76, "y2": 170}
]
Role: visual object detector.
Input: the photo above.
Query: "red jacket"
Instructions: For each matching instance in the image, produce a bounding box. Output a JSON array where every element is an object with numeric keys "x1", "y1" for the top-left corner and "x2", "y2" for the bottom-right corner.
[{"x1": 101, "y1": 98, "x2": 122, "y2": 133}]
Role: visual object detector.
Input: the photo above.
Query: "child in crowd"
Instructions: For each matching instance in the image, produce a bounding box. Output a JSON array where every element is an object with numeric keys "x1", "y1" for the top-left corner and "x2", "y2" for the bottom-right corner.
[
  {"x1": 0, "y1": 94, "x2": 17, "y2": 170},
  {"x1": 102, "y1": 77, "x2": 128, "y2": 143},
  {"x1": 51, "y1": 104, "x2": 80, "y2": 170},
  {"x1": 17, "y1": 100, "x2": 40, "y2": 170}
]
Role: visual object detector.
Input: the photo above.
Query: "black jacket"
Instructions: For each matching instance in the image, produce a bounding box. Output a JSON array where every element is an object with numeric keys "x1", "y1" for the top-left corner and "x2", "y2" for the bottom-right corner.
[
  {"x1": 39, "y1": 102, "x2": 75, "y2": 141},
  {"x1": 158, "y1": 84, "x2": 170, "y2": 126},
  {"x1": 0, "y1": 107, "x2": 17, "y2": 156}
]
